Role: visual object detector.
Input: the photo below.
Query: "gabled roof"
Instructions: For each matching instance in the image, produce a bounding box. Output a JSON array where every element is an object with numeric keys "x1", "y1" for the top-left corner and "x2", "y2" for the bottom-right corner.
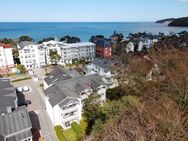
[
  {"x1": 44, "y1": 72, "x2": 104, "y2": 107},
  {"x1": 0, "y1": 79, "x2": 17, "y2": 115},
  {"x1": 0, "y1": 106, "x2": 32, "y2": 141},
  {"x1": 44, "y1": 66, "x2": 73, "y2": 86}
]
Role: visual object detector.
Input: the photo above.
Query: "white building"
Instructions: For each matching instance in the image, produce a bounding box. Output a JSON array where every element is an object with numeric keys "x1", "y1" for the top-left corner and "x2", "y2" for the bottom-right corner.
[
  {"x1": 18, "y1": 41, "x2": 46, "y2": 70},
  {"x1": 18, "y1": 41, "x2": 96, "y2": 69},
  {"x1": 42, "y1": 41, "x2": 95, "y2": 66},
  {"x1": 126, "y1": 42, "x2": 134, "y2": 53},
  {"x1": 84, "y1": 58, "x2": 119, "y2": 89},
  {"x1": 43, "y1": 66, "x2": 106, "y2": 128},
  {"x1": 0, "y1": 43, "x2": 14, "y2": 74},
  {"x1": 138, "y1": 41, "x2": 144, "y2": 52}
]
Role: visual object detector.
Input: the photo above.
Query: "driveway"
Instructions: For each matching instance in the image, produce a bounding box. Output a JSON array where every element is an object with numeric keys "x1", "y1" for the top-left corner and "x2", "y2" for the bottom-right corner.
[{"x1": 13, "y1": 80, "x2": 58, "y2": 141}]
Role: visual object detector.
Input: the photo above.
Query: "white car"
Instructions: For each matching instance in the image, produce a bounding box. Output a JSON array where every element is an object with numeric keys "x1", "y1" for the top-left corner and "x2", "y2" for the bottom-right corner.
[{"x1": 23, "y1": 86, "x2": 30, "y2": 92}]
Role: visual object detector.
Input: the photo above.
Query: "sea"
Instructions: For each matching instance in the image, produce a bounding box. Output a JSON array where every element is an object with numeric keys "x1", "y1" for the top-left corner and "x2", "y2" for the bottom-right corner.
[{"x1": 0, "y1": 22, "x2": 188, "y2": 42}]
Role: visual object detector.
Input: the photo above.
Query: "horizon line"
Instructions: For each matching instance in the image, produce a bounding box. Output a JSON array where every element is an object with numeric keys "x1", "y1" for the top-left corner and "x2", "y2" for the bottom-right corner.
[{"x1": 0, "y1": 21, "x2": 155, "y2": 23}]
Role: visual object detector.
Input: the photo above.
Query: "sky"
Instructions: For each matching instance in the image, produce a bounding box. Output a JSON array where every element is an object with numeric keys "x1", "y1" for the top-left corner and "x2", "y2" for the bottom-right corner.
[{"x1": 0, "y1": 0, "x2": 188, "y2": 22}]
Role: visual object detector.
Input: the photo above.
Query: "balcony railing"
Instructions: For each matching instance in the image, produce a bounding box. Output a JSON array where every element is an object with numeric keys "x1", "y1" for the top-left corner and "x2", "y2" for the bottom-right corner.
[
  {"x1": 63, "y1": 114, "x2": 80, "y2": 123},
  {"x1": 61, "y1": 106, "x2": 79, "y2": 114}
]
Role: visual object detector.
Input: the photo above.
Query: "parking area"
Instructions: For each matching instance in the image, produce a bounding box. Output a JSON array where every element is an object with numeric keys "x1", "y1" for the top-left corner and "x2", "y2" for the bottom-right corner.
[{"x1": 13, "y1": 79, "x2": 58, "y2": 141}]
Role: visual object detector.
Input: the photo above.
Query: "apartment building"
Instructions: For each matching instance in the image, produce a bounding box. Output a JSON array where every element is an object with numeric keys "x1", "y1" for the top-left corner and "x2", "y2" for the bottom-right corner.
[
  {"x1": 18, "y1": 41, "x2": 46, "y2": 70},
  {"x1": 0, "y1": 43, "x2": 14, "y2": 74},
  {"x1": 84, "y1": 58, "x2": 119, "y2": 89},
  {"x1": 90, "y1": 37, "x2": 112, "y2": 58},
  {"x1": 18, "y1": 41, "x2": 95, "y2": 69},
  {"x1": 0, "y1": 79, "x2": 33, "y2": 141},
  {"x1": 42, "y1": 41, "x2": 95, "y2": 65},
  {"x1": 43, "y1": 66, "x2": 106, "y2": 128}
]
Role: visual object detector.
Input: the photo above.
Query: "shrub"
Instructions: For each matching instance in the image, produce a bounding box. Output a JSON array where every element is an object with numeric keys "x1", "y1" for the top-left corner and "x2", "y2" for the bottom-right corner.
[
  {"x1": 71, "y1": 122, "x2": 83, "y2": 137},
  {"x1": 11, "y1": 76, "x2": 31, "y2": 83},
  {"x1": 40, "y1": 83, "x2": 44, "y2": 88},
  {"x1": 54, "y1": 126, "x2": 66, "y2": 141}
]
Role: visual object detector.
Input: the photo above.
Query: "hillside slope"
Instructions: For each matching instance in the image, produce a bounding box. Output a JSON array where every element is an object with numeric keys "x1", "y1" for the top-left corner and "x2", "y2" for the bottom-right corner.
[
  {"x1": 168, "y1": 17, "x2": 188, "y2": 27},
  {"x1": 156, "y1": 17, "x2": 188, "y2": 27}
]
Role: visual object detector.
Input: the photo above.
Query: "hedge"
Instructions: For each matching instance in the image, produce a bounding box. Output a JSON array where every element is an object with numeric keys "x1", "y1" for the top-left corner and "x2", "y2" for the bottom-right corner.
[
  {"x1": 54, "y1": 126, "x2": 66, "y2": 141},
  {"x1": 71, "y1": 122, "x2": 83, "y2": 137},
  {"x1": 11, "y1": 76, "x2": 31, "y2": 83}
]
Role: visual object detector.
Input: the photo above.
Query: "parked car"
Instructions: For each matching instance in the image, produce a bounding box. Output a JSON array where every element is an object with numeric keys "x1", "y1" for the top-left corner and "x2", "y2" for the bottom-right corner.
[
  {"x1": 16, "y1": 87, "x2": 23, "y2": 93},
  {"x1": 23, "y1": 86, "x2": 30, "y2": 92},
  {"x1": 18, "y1": 100, "x2": 32, "y2": 107}
]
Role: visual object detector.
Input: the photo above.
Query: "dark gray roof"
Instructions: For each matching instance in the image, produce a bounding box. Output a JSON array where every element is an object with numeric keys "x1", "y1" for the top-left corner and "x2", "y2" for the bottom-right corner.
[
  {"x1": 0, "y1": 106, "x2": 32, "y2": 141},
  {"x1": 44, "y1": 73, "x2": 104, "y2": 107},
  {"x1": 18, "y1": 41, "x2": 37, "y2": 50},
  {"x1": 0, "y1": 79, "x2": 17, "y2": 115},
  {"x1": 44, "y1": 66, "x2": 73, "y2": 86}
]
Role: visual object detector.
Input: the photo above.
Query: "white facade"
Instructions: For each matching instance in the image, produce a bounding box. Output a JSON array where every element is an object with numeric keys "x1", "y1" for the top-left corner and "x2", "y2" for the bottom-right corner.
[
  {"x1": 18, "y1": 42, "x2": 46, "y2": 70},
  {"x1": 18, "y1": 41, "x2": 96, "y2": 69},
  {"x1": 45, "y1": 84, "x2": 106, "y2": 129},
  {"x1": 0, "y1": 45, "x2": 14, "y2": 69},
  {"x1": 126, "y1": 42, "x2": 135, "y2": 53},
  {"x1": 44, "y1": 70, "x2": 106, "y2": 129},
  {"x1": 45, "y1": 96, "x2": 82, "y2": 129},
  {"x1": 42, "y1": 41, "x2": 95, "y2": 65}
]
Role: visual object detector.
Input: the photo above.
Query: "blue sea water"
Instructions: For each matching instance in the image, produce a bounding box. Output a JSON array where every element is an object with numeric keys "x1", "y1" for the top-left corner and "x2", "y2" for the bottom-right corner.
[{"x1": 0, "y1": 22, "x2": 188, "y2": 42}]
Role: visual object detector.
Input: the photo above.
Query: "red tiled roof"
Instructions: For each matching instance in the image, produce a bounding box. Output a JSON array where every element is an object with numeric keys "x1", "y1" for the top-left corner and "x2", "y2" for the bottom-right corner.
[{"x1": 0, "y1": 43, "x2": 13, "y2": 48}]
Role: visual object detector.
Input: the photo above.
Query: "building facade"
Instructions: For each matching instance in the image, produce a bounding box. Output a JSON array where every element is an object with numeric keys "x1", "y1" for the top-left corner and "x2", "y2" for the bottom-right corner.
[
  {"x1": 43, "y1": 66, "x2": 106, "y2": 128},
  {"x1": 0, "y1": 43, "x2": 14, "y2": 74},
  {"x1": 42, "y1": 41, "x2": 95, "y2": 65},
  {"x1": 18, "y1": 41, "x2": 46, "y2": 70},
  {"x1": 18, "y1": 41, "x2": 95, "y2": 69}
]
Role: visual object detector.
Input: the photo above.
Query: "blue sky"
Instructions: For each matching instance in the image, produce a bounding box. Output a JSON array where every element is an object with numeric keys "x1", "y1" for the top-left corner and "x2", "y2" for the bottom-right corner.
[{"x1": 0, "y1": 0, "x2": 188, "y2": 22}]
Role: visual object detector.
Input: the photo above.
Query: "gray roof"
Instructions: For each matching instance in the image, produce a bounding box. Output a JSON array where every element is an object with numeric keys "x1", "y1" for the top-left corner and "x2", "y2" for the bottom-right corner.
[
  {"x1": 44, "y1": 66, "x2": 73, "y2": 86},
  {"x1": 44, "y1": 73, "x2": 104, "y2": 107},
  {"x1": 59, "y1": 97, "x2": 80, "y2": 109},
  {"x1": 0, "y1": 106, "x2": 32, "y2": 141},
  {"x1": 90, "y1": 58, "x2": 112, "y2": 73},
  {"x1": 18, "y1": 41, "x2": 37, "y2": 50},
  {"x1": 0, "y1": 79, "x2": 17, "y2": 115}
]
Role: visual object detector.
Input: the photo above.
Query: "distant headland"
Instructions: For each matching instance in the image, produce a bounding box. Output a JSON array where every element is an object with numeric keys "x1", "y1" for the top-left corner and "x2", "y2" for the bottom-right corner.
[{"x1": 156, "y1": 17, "x2": 188, "y2": 27}]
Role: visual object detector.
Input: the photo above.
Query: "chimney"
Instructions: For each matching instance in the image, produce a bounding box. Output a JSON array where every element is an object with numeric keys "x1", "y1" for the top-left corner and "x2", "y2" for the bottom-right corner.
[{"x1": 7, "y1": 106, "x2": 12, "y2": 113}]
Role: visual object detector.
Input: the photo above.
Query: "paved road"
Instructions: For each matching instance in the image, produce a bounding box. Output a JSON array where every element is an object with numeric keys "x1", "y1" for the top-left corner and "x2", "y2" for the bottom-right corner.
[{"x1": 13, "y1": 80, "x2": 58, "y2": 141}]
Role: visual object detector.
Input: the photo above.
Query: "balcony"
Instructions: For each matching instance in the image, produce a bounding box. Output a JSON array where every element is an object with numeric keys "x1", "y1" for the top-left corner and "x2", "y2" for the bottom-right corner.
[
  {"x1": 61, "y1": 106, "x2": 79, "y2": 114},
  {"x1": 63, "y1": 114, "x2": 80, "y2": 123}
]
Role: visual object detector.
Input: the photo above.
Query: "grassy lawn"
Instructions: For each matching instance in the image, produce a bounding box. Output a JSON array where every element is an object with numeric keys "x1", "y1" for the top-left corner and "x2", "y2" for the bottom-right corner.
[
  {"x1": 54, "y1": 126, "x2": 66, "y2": 141},
  {"x1": 55, "y1": 119, "x2": 88, "y2": 141},
  {"x1": 63, "y1": 128, "x2": 78, "y2": 141}
]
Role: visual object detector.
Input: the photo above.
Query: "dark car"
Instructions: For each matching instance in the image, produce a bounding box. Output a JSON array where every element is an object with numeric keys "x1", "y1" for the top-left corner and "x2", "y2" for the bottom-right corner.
[{"x1": 18, "y1": 100, "x2": 32, "y2": 107}]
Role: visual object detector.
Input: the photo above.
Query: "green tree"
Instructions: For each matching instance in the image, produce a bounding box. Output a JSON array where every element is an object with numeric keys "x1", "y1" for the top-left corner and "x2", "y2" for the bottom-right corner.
[
  {"x1": 12, "y1": 47, "x2": 19, "y2": 58},
  {"x1": 49, "y1": 49, "x2": 61, "y2": 65},
  {"x1": 83, "y1": 92, "x2": 101, "y2": 134},
  {"x1": 38, "y1": 37, "x2": 54, "y2": 44},
  {"x1": 60, "y1": 35, "x2": 80, "y2": 43},
  {"x1": 19, "y1": 36, "x2": 34, "y2": 42},
  {"x1": 16, "y1": 64, "x2": 26, "y2": 74},
  {"x1": 0, "y1": 38, "x2": 16, "y2": 45}
]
